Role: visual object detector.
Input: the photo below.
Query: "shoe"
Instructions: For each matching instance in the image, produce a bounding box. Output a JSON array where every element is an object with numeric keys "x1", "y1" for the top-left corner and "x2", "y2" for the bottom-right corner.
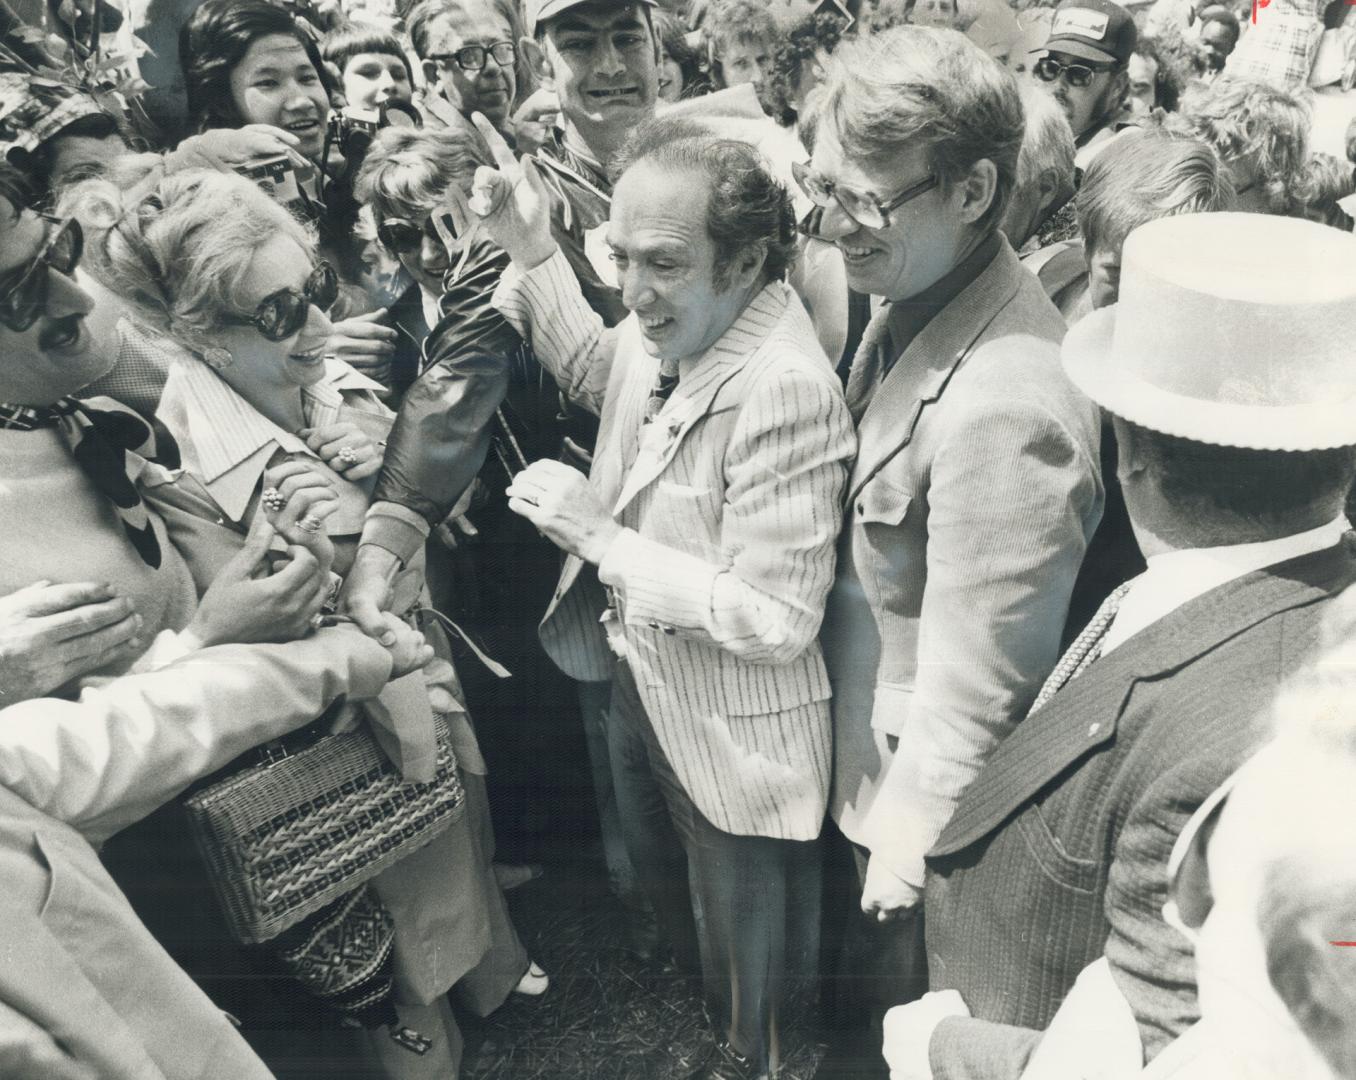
[
  {"x1": 512, "y1": 960, "x2": 549, "y2": 997},
  {"x1": 684, "y1": 1039, "x2": 769, "y2": 1080}
]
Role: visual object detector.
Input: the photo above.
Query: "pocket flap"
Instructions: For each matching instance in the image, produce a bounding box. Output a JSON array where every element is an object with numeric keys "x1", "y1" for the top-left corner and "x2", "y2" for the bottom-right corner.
[{"x1": 855, "y1": 475, "x2": 913, "y2": 527}]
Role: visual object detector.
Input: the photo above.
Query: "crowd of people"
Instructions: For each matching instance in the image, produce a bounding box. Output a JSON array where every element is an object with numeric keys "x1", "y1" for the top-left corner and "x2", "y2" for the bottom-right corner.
[{"x1": 1, "y1": 0, "x2": 1355, "y2": 1076}]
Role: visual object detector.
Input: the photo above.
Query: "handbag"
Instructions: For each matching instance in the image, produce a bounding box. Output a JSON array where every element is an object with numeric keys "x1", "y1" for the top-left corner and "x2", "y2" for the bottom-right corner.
[{"x1": 183, "y1": 711, "x2": 465, "y2": 946}]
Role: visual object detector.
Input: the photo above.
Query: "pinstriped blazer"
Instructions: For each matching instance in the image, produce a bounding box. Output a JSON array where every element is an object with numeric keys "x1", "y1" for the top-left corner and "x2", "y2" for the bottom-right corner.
[
  {"x1": 822, "y1": 238, "x2": 1103, "y2": 884},
  {"x1": 921, "y1": 539, "x2": 1356, "y2": 1080},
  {"x1": 493, "y1": 250, "x2": 856, "y2": 840}
]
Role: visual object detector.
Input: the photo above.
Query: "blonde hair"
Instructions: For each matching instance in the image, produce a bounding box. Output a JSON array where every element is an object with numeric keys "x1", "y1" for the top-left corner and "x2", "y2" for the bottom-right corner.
[{"x1": 60, "y1": 162, "x2": 315, "y2": 351}]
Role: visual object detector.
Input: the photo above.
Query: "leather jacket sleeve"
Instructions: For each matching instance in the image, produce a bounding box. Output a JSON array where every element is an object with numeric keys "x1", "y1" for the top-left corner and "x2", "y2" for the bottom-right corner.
[{"x1": 371, "y1": 238, "x2": 517, "y2": 529}]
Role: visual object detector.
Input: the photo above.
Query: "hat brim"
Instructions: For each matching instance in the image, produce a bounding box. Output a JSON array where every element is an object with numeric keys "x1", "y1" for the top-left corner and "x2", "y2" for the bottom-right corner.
[
  {"x1": 530, "y1": 0, "x2": 657, "y2": 33},
  {"x1": 1062, "y1": 305, "x2": 1356, "y2": 451},
  {"x1": 1039, "y1": 37, "x2": 1122, "y2": 63}
]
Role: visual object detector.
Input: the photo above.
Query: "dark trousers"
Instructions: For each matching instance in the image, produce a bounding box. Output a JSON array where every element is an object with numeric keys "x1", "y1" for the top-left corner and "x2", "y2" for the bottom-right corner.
[
  {"x1": 817, "y1": 826, "x2": 928, "y2": 1079},
  {"x1": 608, "y1": 660, "x2": 820, "y2": 1073}
]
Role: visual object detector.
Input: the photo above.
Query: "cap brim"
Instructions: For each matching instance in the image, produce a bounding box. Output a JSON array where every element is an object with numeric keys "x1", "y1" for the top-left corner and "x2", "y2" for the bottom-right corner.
[
  {"x1": 1063, "y1": 305, "x2": 1356, "y2": 451},
  {"x1": 1039, "y1": 37, "x2": 1120, "y2": 63},
  {"x1": 531, "y1": 0, "x2": 657, "y2": 32}
]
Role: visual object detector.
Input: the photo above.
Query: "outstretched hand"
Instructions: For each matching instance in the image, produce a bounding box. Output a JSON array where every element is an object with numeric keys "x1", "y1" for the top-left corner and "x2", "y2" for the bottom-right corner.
[{"x1": 467, "y1": 112, "x2": 558, "y2": 271}]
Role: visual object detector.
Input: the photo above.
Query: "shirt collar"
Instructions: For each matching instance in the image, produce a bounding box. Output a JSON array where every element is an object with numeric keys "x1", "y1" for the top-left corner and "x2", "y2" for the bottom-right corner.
[
  {"x1": 886, "y1": 230, "x2": 1001, "y2": 360},
  {"x1": 1102, "y1": 516, "x2": 1351, "y2": 655},
  {"x1": 157, "y1": 356, "x2": 387, "y2": 522}
]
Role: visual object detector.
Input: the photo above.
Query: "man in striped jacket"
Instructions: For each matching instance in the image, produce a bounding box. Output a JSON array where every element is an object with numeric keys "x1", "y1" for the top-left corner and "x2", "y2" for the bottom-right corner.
[{"x1": 470, "y1": 112, "x2": 856, "y2": 1080}]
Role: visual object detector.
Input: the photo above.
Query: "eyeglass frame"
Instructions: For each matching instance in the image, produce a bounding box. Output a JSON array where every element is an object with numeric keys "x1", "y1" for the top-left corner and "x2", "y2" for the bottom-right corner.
[
  {"x1": 0, "y1": 214, "x2": 83, "y2": 334},
  {"x1": 1032, "y1": 54, "x2": 1119, "y2": 88},
  {"x1": 220, "y1": 261, "x2": 339, "y2": 342},
  {"x1": 427, "y1": 41, "x2": 517, "y2": 72},
  {"x1": 791, "y1": 159, "x2": 939, "y2": 231}
]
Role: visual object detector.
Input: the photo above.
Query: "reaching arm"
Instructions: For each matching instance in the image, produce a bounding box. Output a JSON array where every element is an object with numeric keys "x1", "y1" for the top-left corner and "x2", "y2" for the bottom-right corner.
[{"x1": 0, "y1": 627, "x2": 392, "y2": 845}]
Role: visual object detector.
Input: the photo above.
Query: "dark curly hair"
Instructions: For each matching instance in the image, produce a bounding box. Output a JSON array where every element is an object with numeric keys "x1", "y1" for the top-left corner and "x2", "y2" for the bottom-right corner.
[
  {"x1": 763, "y1": 10, "x2": 848, "y2": 127},
  {"x1": 613, "y1": 117, "x2": 798, "y2": 288},
  {"x1": 180, "y1": 0, "x2": 335, "y2": 133}
]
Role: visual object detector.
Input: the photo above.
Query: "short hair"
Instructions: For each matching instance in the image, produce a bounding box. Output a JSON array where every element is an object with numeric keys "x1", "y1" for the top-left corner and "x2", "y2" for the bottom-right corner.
[
  {"x1": 1079, "y1": 128, "x2": 1233, "y2": 255},
  {"x1": 353, "y1": 124, "x2": 489, "y2": 222},
  {"x1": 1126, "y1": 422, "x2": 1356, "y2": 530},
  {"x1": 1197, "y1": 4, "x2": 1240, "y2": 41},
  {"x1": 1178, "y1": 76, "x2": 1312, "y2": 214},
  {"x1": 406, "y1": 0, "x2": 519, "y2": 60},
  {"x1": 706, "y1": 0, "x2": 778, "y2": 58},
  {"x1": 1015, "y1": 81, "x2": 1075, "y2": 194},
  {"x1": 59, "y1": 164, "x2": 315, "y2": 349},
  {"x1": 1132, "y1": 34, "x2": 1188, "y2": 112},
  {"x1": 180, "y1": 0, "x2": 335, "y2": 132},
  {"x1": 321, "y1": 23, "x2": 415, "y2": 84},
  {"x1": 614, "y1": 116, "x2": 798, "y2": 288},
  {"x1": 811, "y1": 26, "x2": 1025, "y2": 234}
]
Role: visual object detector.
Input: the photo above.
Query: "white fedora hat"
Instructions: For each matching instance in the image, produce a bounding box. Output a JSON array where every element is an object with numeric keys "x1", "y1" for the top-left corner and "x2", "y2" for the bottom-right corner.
[{"x1": 1063, "y1": 212, "x2": 1356, "y2": 451}]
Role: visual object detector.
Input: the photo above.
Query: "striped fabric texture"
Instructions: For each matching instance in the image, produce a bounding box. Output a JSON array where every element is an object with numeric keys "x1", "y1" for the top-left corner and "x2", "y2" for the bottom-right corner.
[{"x1": 494, "y1": 250, "x2": 857, "y2": 841}]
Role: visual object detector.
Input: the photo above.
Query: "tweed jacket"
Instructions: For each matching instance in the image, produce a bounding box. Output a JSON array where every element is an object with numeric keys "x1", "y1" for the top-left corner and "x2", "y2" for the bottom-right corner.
[
  {"x1": 921, "y1": 538, "x2": 1356, "y2": 1080},
  {"x1": 0, "y1": 630, "x2": 393, "y2": 1080},
  {"x1": 493, "y1": 250, "x2": 856, "y2": 841},
  {"x1": 823, "y1": 237, "x2": 1103, "y2": 885}
]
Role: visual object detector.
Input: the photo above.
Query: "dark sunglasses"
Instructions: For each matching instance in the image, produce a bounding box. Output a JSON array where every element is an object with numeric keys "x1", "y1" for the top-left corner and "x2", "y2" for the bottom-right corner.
[
  {"x1": 428, "y1": 41, "x2": 516, "y2": 72},
  {"x1": 0, "y1": 215, "x2": 83, "y2": 333},
  {"x1": 791, "y1": 160, "x2": 938, "y2": 231},
  {"x1": 377, "y1": 216, "x2": 439, "y2": 254},
  {"x1": 223, "y1": 261, "x2": 338, "y2": 341},
  {"x1": 1033, "y1": 55, "x2": 1117, "y2": 88}
]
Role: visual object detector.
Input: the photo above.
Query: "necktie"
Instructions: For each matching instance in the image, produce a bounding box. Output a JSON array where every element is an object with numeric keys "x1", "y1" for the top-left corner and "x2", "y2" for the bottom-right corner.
[
  {"x1": 643, "y1": 357, "x2": 680, "y2": 424},
  {"x1": 0, "y1": 398, "x2": 178, "y2": 568},
  {"x1": 1029, "y1": 580, "x2": 1134, "y2": 714}
]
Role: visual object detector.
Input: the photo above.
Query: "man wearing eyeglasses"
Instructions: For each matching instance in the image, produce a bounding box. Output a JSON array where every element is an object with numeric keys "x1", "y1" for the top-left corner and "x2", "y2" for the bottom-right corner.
[
  {"x1": 804, "y1": 26, "x2": 1102, "y2": 1064},
  {"x1": 409, "y1": 0, "x2": 521, "y2": 135},
  {"x1": 1031, "y1": 0, "x2": 1136, "y2": 173}
]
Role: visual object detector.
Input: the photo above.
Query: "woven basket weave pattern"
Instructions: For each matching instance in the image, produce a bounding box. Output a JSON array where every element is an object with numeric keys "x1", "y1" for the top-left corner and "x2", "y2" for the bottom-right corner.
[{"x1": 186, "y1": 713, "x2": 465, "y2": 945}]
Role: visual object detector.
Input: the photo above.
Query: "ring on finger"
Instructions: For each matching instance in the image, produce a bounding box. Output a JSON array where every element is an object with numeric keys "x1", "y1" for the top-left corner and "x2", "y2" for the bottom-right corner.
[
  {"x1": 338, "y1": 445, "x2": 358, "y2": 466},
  {"x1": 310, "y1": 612, "x2": 327, "y2": 630},
  {"x1": 261, "y1": 487, "x2": 286, "y2": 513},
  {"x1": 299, "y1": 515, "x2": 324, "y2": 532}
]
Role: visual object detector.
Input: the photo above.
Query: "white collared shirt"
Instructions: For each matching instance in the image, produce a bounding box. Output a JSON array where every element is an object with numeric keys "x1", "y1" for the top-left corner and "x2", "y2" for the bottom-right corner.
[
  {"x1": 1102, "y1": 516, "x2": 1351, "y2": 655},
  {"x1": 157, "y1": 354, "x2": 390, "y2": 523}
]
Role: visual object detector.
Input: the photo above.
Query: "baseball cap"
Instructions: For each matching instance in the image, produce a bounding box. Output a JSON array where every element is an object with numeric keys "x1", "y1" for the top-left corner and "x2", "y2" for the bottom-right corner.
[
  {"x1": 1041, "y1": 0, "x2": 1137, "y2": 65},
  {"x1": 525, "y1": 0, "x2": 658, "y2": 37}
]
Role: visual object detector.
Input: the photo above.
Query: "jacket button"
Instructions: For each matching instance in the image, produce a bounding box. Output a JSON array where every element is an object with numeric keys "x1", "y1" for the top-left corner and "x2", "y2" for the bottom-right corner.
[
  {"x1": 662, "y1": 625, "x2": 676, "y2": 635},
  {"x1": 1088, "y1": 723, "x2": 1100, "y2": 737},
  {"x1": 856, "y1": 502, "x2": 865, "y2": 516},
  {"x1": 647, "y1": 621, "x2": 660, "y2": 630}
]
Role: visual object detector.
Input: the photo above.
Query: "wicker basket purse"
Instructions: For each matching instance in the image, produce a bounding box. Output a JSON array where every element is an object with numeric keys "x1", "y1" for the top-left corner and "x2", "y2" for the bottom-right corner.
[{"x1": 183, "y1": 712, "x2": 465, "y2": 946}]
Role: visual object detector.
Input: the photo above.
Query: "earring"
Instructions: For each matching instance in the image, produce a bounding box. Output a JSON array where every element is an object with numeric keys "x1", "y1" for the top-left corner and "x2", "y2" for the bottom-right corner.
[{"x1": 202, "y1": 346, "x2": 233, "y2": 369}]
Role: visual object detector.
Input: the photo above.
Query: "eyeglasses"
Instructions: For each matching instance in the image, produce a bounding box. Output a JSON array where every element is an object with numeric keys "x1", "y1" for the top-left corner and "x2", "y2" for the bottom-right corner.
[
  {"x1": 1033, "y1": 55, "x2": 1117, "y2": 88},
  {"x1": 377, "y1": 216, "x2": 437, "y2": 254},
  {"x1": 224, "y1": 261, "x2": 338, "y2": 341},
  {"x1": 791, "y1": 160, "x2": 938, "y2": 231},
  {"x1": 0, "y1": 215, "x2": 83, "y2": 333},
  {"x1": 428, "y1": 41, "x2": 516, "y2": 72}
]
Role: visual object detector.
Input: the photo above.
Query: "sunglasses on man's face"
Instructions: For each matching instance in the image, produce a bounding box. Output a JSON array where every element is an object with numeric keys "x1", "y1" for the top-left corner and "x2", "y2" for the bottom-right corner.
[
  {"x1": 1033, "y1": 55, "x2": 1117, "y2": 88},
  {"x1": 224, "y1": 261, "x2": 339, "y2": 342},
  {"x1": 429, "y1": 41, "x2": 516, "y2": 73},
  {"x1": 377, "y1": 216, "x2": 439, "y2": 255},
  {"x1": 0, "y1": 215, "x2": 83, "y2": 333}
]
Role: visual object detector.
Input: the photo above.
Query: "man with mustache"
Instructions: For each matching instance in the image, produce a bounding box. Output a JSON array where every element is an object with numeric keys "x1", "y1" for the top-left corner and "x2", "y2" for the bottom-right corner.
[{"x1": 1031, "y1": 0, "x2": 1136, "y2": 174}]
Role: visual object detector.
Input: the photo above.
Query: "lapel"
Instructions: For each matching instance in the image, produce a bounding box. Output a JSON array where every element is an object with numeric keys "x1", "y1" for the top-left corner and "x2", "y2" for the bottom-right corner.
[
  {"x1": 847, "y1": 241, "x2": 1023, "y2": 503},
  {"x1": 611, "y1": 283, "x2": 788, "y2": 517},
  {"x1": 929, "y1": 537, "x2": 1356, "y2": 859}
]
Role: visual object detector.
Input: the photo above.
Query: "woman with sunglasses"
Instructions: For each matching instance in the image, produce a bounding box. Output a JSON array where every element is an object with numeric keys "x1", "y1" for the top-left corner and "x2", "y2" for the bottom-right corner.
[
  {"x1": 62, "y1": 164, "x2": 544, "y2": 1078},
  {"x1": 179, "y1": 0, "x2": 403, "y2": 390}
]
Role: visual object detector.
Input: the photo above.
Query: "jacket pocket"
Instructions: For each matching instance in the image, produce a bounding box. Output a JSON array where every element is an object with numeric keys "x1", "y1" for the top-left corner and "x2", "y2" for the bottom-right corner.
[
  {"x1": 853, "y1": 473, "x2": 912, "y2": 527},
  {"x1": 1013, "y1": 801, "x2": 1099, "y2": 894}
]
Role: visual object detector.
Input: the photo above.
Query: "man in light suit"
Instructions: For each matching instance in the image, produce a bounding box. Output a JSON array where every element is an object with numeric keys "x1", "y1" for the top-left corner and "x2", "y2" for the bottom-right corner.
[
  {"x1": 804, "y1": 25, "x2": 1103, "y2": 1061},
  {"x1": 469, "y1": 113, "x2": 856, "y2": 1079},
  {"x1": 886, "y1": 213, "x2": 1356, "y2": 1079}
]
